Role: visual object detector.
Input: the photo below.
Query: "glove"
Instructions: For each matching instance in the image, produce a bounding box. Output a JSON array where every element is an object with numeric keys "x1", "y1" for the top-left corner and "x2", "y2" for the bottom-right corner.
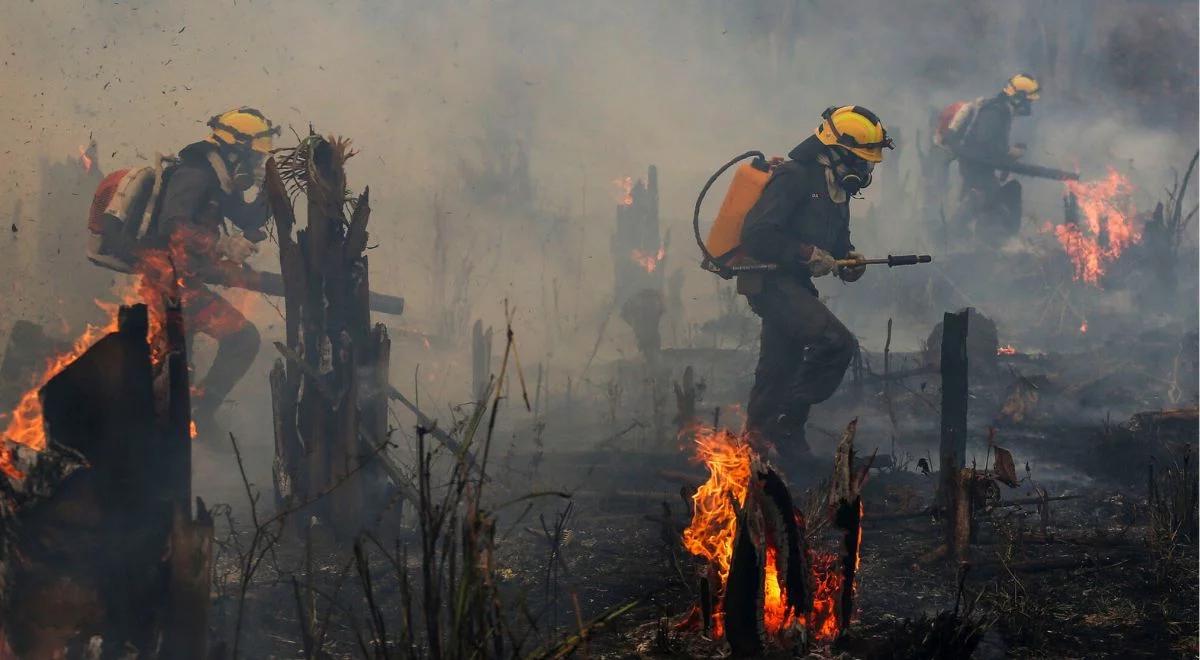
[
  {"x1": 839, "y1": 251, "x2": 867, "y2": 282},
  {"x1": 805, "y1": 247, "x2": 837, "y2": 278},
  {"x1": 216, "y1": 233, "x2": 258, "y2": 264}
]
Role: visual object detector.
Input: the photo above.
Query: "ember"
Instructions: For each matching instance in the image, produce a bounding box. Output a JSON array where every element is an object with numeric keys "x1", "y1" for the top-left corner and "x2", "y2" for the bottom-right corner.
[
  {"x1": 1048, "y1": 169, "x2": 1139, "y2": 286},
  {"x1": 613, "y1": 175, "x2": 634, "y2": 207},
  {"x1": 997, "y1": 344, "x2": 1018, "y2": 356},
  {"x1": 77, "y1": 144, "x2": 94, "y2": 173},
  {"x1": 631, "y1": 245, "x2": 665, "y2": 273}
]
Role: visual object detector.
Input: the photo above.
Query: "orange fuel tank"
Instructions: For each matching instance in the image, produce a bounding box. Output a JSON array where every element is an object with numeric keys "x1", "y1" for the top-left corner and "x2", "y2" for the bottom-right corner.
[{"x1": 704, "y1": 158, "x2": 773, "y2": 262}]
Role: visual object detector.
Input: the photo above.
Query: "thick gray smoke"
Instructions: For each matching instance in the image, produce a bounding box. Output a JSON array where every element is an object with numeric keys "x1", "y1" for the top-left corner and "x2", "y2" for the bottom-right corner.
[{"x1": 0, "y1": 1, "x2": 1195, "y2": 488}]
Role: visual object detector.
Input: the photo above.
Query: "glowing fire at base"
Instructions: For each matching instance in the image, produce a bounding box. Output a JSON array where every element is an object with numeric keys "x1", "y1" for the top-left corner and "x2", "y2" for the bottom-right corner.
[
  {"x1": 681, "y1": 426, "x2": 850, "y2": 644},
  {"x1": 1048, "y1": 168, "x2": 1139, "y2": 286},
  {"x1": 997, "y1": 344, "x2": 1017, "y2": 356},
  {"x1": 0, "y1": 244, "x2": 189, "y2": 480},
  {"x1": 613, "y1": 176, "x2": 634, "y2": 207},
  {"x1": 631, "y1": 245, "x2": 666, "y2": 273}
]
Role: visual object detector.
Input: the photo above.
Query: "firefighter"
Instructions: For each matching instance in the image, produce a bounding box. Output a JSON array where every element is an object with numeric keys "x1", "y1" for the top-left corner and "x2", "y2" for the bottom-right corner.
[
  {"x1": 943, "y1": 73, "x2": 1041, "y2": 241},
  {"x1": 740, "y1": 106, "x2": 893, "y2": 462},
  {"x1": 145, "y1": 107, "x2": 278, "y2": 428}
]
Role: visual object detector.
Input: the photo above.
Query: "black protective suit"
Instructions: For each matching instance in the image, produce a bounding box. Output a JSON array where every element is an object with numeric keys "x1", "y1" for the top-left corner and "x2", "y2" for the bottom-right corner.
[
  {"x1": 739, "y1": 136, "x2": 858, "y2": 460},
  {"x1": 954, "y1": 94, "x2": 1023, "y2": 240}
]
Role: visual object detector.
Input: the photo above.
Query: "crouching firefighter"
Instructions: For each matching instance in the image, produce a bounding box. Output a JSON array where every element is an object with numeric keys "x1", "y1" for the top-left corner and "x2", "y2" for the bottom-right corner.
[
  {"x1": 87, "y1": 107, "x2": 280, "y2": 430},
  {"x1": 694, "y1": 106, "x2": 893, "y2": 463}
]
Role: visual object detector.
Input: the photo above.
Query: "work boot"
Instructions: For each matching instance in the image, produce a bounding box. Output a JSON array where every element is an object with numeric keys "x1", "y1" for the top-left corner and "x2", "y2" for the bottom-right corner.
[{"x1": 755, "y1": 412, "x2": 812, "y2": 476}]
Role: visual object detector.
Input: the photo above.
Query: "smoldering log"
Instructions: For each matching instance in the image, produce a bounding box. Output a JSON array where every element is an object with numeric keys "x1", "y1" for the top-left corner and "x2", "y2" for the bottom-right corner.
[{"x1": 1, "y1": 303, "x2": 210, "y2": 658}]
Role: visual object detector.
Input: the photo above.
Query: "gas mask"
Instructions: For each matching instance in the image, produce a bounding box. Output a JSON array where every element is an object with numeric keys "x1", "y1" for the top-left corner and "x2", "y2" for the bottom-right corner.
[
  {"x1": 830, "y1": 149, "x2": 875, "y2": 195},
  {"x1": 1010, "y1": 94, "x2": 1033, "y2": 117},
  {"x1": 221, "y1": 148, "x2": 265, "y2": 192}
]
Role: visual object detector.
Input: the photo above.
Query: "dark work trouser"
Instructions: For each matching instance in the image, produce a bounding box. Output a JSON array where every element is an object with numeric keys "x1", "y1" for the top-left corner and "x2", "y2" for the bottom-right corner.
[
  {"x1": 745, "y1": 277, "x2": 856, "y2": 459},
  {"x1": 957, "y1": 163, "x2": 1022, "y2": 241}
]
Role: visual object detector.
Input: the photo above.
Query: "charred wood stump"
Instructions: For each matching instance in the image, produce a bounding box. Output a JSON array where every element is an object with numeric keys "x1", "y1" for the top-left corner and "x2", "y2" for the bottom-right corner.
[
  {"x1": 673, "y1": 365, "x2": 700, "y2": 438},
  {"x1": 1, "y1": 303, "x2": 211, "y2": 658},
  {"x1": 264, "y1": 135, "x2": 394, "y2": 540},
  {"x1": 722, "y1": 465, "x2": 808, "y2": 656},
  {"x1": 831, "y1": 419, "x2": 868, "y2": 633},
  {"x1": 471, "y1": 319, "x2": 493, "y2": 406},
  {"x1": 938, "y1": 310, "x2": 970, "y2": 559}
]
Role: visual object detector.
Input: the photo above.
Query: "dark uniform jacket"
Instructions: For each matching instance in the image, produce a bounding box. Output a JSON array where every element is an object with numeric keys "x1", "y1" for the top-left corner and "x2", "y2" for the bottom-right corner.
[
  {"x1": 740, "y1": 137, "x2": 853, "y2": 295},
  {"x1": 957, "y1": 94, "x2": 1015, "y2": 180},
  {"x1": 152, "y1": 141, "x2": 268, "y2": 258}
]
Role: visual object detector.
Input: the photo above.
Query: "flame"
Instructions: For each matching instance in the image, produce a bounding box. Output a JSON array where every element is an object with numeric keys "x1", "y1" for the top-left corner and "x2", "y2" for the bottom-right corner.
[
  {"x1": 631, "y1": 245, "x2": 665, "y2": 273},
  {"x1": 0, "y1": 227, "x2": 211, "y2": 480},
  {"x1": 0, "y1": 312, "x2": 120, "y2": 479},
  {"x1": 1079, "y1": 319, "x2": 1088, "y2": 334},
  {"x1": 77, "y1": 145, "x2": 93, "y2": 173},
  {"x1": 681, "y1": 426, "x2": 848, "y2": 644},
  {"x1": 997, "y1": 344, "x2": 1017, "y2": 356},
  {"x1": 1048, "y1": 169, "x2": 1139, "y2": 286},
  {"x1": 613, "y1": 176, "x2": 633, "y2": 207},
  {"x1": 189, "y1": 421, "x2": 199, "y2": 440},
  {"x1": 681, "y1": 427, "x2": 753, "y2": 584}
]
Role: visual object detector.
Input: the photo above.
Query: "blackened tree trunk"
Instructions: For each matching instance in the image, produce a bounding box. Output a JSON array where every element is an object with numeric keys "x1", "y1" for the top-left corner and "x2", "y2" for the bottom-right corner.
[
  {"x1": 264, "y1": 135, "x2": 392, "y2": 540},
  {"x1": 939, "y1": 310, "x2": 970, "y2": 555}
]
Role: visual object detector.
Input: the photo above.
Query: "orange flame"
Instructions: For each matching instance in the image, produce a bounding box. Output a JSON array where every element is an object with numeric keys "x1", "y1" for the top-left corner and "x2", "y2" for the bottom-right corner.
[
  {"x1": 0, "y1": 229, "x2": 209, "y2": 480},
  {"x1": 630, "y1": 245, "x2": 665, "y2": 273},
  {"x1": 77, "y1": 145, "x2": 93, "y2": 173},
  {"x1": 1079, "y1": 319, "x2": 1088, "y2": 334},
  {"x1": 189, "y1": 420, "x2": 199, "y2": 440},
  {"x1": 681, "y1": 426, "x2": 848, "y2": 644},
  {"x1": 613, "y1": 176, "x2": 633, "y2": 207},
  {"x1": 997, "y1": 344, "x2": 1017, "y2": 356},
  {"x1": 681, "y1": 427, "x2": 753, "y2": 584},
  {"x1": 1049, "y1": 169, "x2": 1139, "y2": 286},
  {"x1": 0, "y1": 312, "x2": 119, "y2": 479}
]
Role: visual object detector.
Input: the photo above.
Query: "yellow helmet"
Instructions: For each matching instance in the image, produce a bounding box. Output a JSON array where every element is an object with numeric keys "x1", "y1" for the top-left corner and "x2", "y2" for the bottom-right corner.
[
  {"x1": 1003, "y1": 73, "x2": 1040, "y2": 101},
  {"x1": 206, "y1": 107, "x2": 279, "y2": 154},
  {"x1": 814, "y1": 105, "x2": 894, "y2": 163}
]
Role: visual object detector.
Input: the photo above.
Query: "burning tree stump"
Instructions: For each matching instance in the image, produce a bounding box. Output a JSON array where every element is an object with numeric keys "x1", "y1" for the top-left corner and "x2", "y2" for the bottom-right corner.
[
  {"x1": 0, "y1": 303, "x2": 211, "y2": 658},
  {"x1": 613, "y1": 166, "x2": 666, "y2": 356},
  {"x1": 265, "y1": 135, "x2": 393, "y2": 540},
  {"x1": 681, "y1": 428, "x2": 864, "y2": 655},
  {"x1": 723, "y1": 464, "x2": 810, "y2": 656}
]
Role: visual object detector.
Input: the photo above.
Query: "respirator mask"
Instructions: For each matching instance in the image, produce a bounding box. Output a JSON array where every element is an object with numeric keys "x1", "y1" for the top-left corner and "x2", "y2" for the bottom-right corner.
[
  {"x1": 1011, "y1": 94, "x2": 1033, "y2": 117},
  {"x1": 831, "y1": 149, "x2": 875, "y2": 196},
  {"x1": 222, "y1": 147, "x2": 265, "y2": 192}
]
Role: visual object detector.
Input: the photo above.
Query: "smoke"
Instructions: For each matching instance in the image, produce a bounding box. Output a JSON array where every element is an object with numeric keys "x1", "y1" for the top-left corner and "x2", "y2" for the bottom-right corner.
[{"x1": 0, "y1": 1, "x2": 1195, "y2": 473}]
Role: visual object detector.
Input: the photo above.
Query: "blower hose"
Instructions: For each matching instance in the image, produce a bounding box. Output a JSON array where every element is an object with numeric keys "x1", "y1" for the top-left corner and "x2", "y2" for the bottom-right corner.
[{"x1": 692, "y1": 150, "x2": 764, "y2": 271}]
